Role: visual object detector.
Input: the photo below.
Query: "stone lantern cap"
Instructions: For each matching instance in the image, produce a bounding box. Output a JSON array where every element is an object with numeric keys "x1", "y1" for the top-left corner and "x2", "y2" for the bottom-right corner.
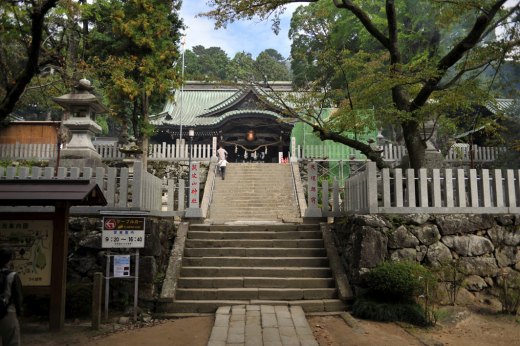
[{"x1": 53, "y1": 79, "x2": 108, "y2": 114}]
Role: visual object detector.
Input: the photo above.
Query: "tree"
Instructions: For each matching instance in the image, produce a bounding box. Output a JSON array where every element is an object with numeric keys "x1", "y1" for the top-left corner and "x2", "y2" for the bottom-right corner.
[
  {"x1": 185, "y1": 45, "x2": 231, "y2": 81},
  {"x1": 202, "y1": 0, "x2": 519, "y2": 169},
  {"x1": 0, "y1": 0, "x2": 61, "y2": 121},
  {"x1": 255, "y1": 49, "x2": 291, "y2": 81},
  {"x1": 84, "y1": 0, "x2": 183, "y2": 164}
]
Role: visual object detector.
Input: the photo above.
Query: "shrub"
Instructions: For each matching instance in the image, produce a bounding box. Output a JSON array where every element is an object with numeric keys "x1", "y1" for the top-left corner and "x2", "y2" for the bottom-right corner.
[
  {"x1": 498, "y1": 270, "x2": 520, "y2": 315},
  {"x1": 362, "y1": 261, "x2": 433, "y2": 303},
  {"x1": 66, "y1": 283, "x2": 92, "y2": 318},
  {"x1": 352, "y1": 298, "x2": 429, "y2": 326}
]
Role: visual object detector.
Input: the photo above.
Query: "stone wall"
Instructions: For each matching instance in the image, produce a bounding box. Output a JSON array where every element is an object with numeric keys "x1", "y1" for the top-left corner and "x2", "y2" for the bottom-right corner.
[
  {"x1": 67, "y1": 216, "x2": 176, "y2": 312},
  {"x1": 332, "y1": 214, "x2": 520, "y2": 301}
]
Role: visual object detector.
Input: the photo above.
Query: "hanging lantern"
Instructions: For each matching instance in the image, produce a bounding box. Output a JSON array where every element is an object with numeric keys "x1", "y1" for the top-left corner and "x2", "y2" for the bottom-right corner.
[{"x1": 246, "y1": 130, "x2": 255, "y2": 142}]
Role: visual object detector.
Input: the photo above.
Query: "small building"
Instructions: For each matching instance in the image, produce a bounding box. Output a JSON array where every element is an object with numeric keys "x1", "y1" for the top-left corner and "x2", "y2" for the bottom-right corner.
[{"x1": 0, "y1": 121, "x2": 60, "y2": 145}]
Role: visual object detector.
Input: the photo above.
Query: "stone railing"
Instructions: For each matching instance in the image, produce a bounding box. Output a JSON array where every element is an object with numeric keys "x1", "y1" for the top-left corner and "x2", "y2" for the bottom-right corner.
[
  {"x1": 307, "y1": 162, "x2": 520, "y2": 217},
  {"x1": 0, "y1": 162, "x2": 186, "y2": 215}
]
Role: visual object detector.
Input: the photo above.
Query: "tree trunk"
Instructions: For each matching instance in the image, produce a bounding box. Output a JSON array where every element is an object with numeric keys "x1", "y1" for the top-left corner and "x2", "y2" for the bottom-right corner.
[
  {"x1": 402, "y1": 120, "x2": 426, "y2": 169},
  {"x1": 140, "y1": 92, "x2": 149, "y2": 170}
]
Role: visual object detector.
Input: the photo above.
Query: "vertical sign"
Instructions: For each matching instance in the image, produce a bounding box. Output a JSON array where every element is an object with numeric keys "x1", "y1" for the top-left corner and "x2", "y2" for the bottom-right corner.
[
  {"x1": 307, "y1": 162, "x2": 318, "y2": 209},
  {"x1": 189, "y1": 162, "x2": 200, "y2": 208},
  {"x1": 278, "y1": 152, "x2": 283, "y2": 164},
  {"x1": 114, "y1": 255, "x2": 130, "y2": 277},
  {"x1": 291, "y1": 136, "x2": 296, "y2": 160}
]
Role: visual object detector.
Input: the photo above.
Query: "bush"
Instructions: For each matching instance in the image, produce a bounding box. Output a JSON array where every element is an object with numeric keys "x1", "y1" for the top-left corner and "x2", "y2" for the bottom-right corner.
[
  {"x1": 362, "y1": 261, "x2": 433, "y2": 303},
  {"x1": 66, "y1": 283, "x2": 92, "y2": 318},
  {"x1": 352, "y1": 298, "x2": 429, "y2": 326},
  {"x1": 498, "y1": 270, "x2": 520, "y2": 315}
]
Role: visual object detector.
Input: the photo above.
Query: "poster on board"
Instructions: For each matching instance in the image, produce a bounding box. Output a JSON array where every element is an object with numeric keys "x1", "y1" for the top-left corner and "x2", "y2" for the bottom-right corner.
[
  {"x1": 0, "y1": 220, "x2": 53, "y2": 286},
  {"x1": 114, "y1": 255, "x2": 131, "y2": 277}
]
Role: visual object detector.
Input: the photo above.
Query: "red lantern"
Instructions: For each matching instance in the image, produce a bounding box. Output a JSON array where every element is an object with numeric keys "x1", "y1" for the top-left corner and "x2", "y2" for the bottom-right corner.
[{"x1": 246, "y1": 130, "x2": 255, "y2": 142}]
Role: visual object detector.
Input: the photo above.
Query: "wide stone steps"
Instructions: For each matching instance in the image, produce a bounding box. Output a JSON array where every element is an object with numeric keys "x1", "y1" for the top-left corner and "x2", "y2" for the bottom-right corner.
[
  {"x1": 177, "y1": 277, "x2": 335, "y2": 288},
  {"x1": 160, "y1": 223, "x2": 347, "y2": 314},
  {"x1": 184, "y1": 247, "x2": 326, "y2": 257},
  {"x1": 175, "y1": 287, "x2": 337, "y2": 300},
  {"x1": 182, "y1": 256, "x2": 329, "y2": 267},
  {"x1": 185, "y1": 239, "x2": 324, "y2": 248},
  {"x1": 180, "y1": 266, "x2": 332, "y2": 278},
  {"x1": 209, "y1": 163, "x2": 300, "y2": 222},
  {"x1": 166, "y1": 299, "x2": 346, "y2": 314},
  {"x1": 188, "y1": 231, "x2": 322, "y2": 240}
]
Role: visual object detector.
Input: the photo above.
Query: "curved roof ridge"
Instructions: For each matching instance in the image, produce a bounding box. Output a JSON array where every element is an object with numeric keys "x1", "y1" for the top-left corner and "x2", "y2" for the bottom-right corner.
[{"x1": 206, "y1": 86, "x2": 251, "y2": 112}]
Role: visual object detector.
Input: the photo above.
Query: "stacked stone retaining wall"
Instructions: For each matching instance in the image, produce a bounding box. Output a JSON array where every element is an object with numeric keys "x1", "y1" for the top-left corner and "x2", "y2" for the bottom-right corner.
[
  {"x1": 66, "y1": 216, "x2": 176, "y2": 312},
  {"x1": 332, "y1": 214, "x2": 520, "y2": 302}
]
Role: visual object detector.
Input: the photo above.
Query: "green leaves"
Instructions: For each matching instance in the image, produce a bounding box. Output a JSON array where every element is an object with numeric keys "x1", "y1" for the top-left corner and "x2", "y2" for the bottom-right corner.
[{"x1": 85, "y1": 0, "x2": 182, "y2": 141}]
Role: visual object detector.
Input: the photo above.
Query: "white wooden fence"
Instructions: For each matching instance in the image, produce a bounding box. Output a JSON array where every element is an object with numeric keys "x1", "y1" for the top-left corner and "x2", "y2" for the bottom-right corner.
[
  {"x1": 314, "y1": 162, "x2": 520, "y2": 217},
  {"x1": 294, "y1": 142, "x2": 506, "y2": 164},
  {"x1": 0, "y1": 162, "x2": 186, "y2": 214},
  {"x1": 0, "y1": 139, "x2": 505, "y2": 165},
  {"x1": 0, "y1": 141, "x2": 215, "y2": 162}
]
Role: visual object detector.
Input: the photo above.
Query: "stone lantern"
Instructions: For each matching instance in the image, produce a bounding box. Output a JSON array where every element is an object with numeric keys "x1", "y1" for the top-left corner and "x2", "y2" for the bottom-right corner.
[{"x1": 53, "y1": 79, "x2": 108, "y2": 168}]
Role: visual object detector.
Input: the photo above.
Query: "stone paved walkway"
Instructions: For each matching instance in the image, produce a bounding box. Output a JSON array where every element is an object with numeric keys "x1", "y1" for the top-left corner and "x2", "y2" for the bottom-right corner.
[{"x1": 207, "y1": 305, "x2": 319, "y2": 346}]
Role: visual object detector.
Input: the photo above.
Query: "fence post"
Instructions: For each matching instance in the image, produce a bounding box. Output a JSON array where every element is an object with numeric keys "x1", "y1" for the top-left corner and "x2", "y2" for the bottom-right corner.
[
  {"x1": 367, "y1": 162, "x2": 378, "y2": 213},
  {"x1": 321, "y1": 180, "x2": 329, "y2": 215},
  {"x1": 132, "y1": 161, "x2": 143, "y2": 209}
]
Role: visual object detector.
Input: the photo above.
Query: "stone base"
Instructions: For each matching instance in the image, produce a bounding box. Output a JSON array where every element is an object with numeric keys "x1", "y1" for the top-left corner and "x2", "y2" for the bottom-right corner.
[
  {"x1": 185, "y1": 208, "x2": 203, "y2": 219},
  {"x1": 423, "y1": 150, "x2": 444, "y2": 169},
  {"x1": 57, "y1": 157, "x2": 105, "y2": 169}
]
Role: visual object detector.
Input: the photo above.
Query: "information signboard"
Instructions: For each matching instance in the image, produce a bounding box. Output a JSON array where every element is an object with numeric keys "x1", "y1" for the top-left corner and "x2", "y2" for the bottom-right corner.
[
  {"x1": 102, "y1": 216, "x2": 145, "y2": 248},
  {"x1": 0, "y1": 220, "x2": 53, "y2": 286},
  {"x1": 113, "y1": 255, "x2": 131, "y2": 277}
]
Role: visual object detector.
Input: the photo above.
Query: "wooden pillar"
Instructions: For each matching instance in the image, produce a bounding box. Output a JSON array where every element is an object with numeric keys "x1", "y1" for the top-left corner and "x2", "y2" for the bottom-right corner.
[{"x1": 49, "y1": 202, "x2": 70, "y2": 331}]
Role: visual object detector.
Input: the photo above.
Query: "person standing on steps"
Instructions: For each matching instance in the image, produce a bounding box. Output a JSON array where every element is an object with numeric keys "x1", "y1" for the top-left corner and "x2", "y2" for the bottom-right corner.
[
  {"x1": 0, "y1": 247, "x2": 23, "y2": 346},
  {"x1": 216, "y1": 145, "x2": 228, "y2": 161},
  {"x1": 219, "y1": 158, "x2": 228, "y2": 180}
]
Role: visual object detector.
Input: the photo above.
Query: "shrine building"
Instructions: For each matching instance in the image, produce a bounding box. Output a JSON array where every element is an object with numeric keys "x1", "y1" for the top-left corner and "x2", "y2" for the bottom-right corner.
[{"x1": 150, "y1": 81, "x2": 296, "y2": 162}]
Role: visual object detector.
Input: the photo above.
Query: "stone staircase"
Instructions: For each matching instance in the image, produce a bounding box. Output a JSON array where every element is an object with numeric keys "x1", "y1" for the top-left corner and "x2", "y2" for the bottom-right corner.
[
  {"x1": 165, "y1": 223, "x2": 347, "y2": 313},
  {"x1": 208, "y1": 163, "x2": 301, "y2": 223}
]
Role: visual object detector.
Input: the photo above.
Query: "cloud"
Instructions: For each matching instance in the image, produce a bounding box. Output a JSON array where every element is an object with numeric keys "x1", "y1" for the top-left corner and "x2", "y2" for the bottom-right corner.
[{"x1": 180, "y1": 1, "x2": 302, "y2": 59}]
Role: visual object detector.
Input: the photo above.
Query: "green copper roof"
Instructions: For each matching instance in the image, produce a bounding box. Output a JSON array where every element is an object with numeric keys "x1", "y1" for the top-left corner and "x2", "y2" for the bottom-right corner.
[{"x1": 150, "y1": 81, "x2": 292, "y2": 128}]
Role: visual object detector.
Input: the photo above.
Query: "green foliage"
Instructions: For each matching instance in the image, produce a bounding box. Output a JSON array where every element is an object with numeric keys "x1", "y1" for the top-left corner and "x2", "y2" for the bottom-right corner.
[
  {"x1": 498, "y1": 270, "x2": 520, "y2": 315},
  {"x1": 66, "y1": 283, "x2": 93, "y2": 318},
  {"x1": 184, "y1": 46, "x2": 291, "y2": 82},
  {"x1": 203, "y1": 0, "x2": 517, "y2": 168},
  {"x1": 84, "y1": 0, "x2": 183, "y2": 143},
  {"x1": 352, "y1": 297, "x2": 429, "y2": 326},
  {"x1": 433, "y1": 259, "x2": 467, "y2": 306},
  {"x1": 362, "y1": 261, "x2": 433, "y2": 303}
]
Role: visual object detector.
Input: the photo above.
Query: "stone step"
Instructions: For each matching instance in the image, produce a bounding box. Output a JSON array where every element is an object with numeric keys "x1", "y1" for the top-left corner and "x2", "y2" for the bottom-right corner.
[
  {"x1": 177, "y1": 277, "x2": 335, "y2": 289},
  {"x1": 159, "y1": 299, "x2": 347, "y2": 314},
  {"x1": 189, "y1": 224, "x2": 319, "y2": 232},
  {"x1": 184, "y1": 247, "x2": 326, "y2": 257},
  {"x1": 175, "y1": 288, "x2": 338, "y2": 300},
  {"x1": 185, "y1": 239, "x2": 324, "y2": 249},
  {"x1": 180, "y1": 266, "x2": 332, "y2": 278},
  {"x1": 210, "y1": 198, "x2": 296, "y2": 204},
  {"x1": 187, "y1": 231, "x2": 322, "y2": 240},
  {"x1": 182, "y1": 256, "x2": 329, "y2": 267}
]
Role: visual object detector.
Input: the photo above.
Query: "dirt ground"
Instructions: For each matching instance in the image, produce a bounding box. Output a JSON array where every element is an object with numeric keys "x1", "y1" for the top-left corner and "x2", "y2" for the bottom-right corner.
[{"x1": 21, "y1": 305, "x2": 520, "y2": 346}]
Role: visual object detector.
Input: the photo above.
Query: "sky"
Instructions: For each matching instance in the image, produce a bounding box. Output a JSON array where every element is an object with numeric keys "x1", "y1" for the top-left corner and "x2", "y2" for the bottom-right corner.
[
  {"x1": 179, "y1": 1, "x2": 302, "y2": 59},
  {"x1": 180, "y1": 1, "x2": 519, "y2": 60}
]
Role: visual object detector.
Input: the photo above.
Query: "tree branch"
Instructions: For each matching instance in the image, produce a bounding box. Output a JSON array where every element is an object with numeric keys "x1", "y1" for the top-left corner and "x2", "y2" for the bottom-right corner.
[
  {"x1": 0, "y1": 0, "x2": 59, "y2": 120},
  {"x1": 410, "y1": 0, "x2": 507, "y2": 111},
  {"x1": 332, "y1": 0, "x2": 391, "y2": 49}
]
